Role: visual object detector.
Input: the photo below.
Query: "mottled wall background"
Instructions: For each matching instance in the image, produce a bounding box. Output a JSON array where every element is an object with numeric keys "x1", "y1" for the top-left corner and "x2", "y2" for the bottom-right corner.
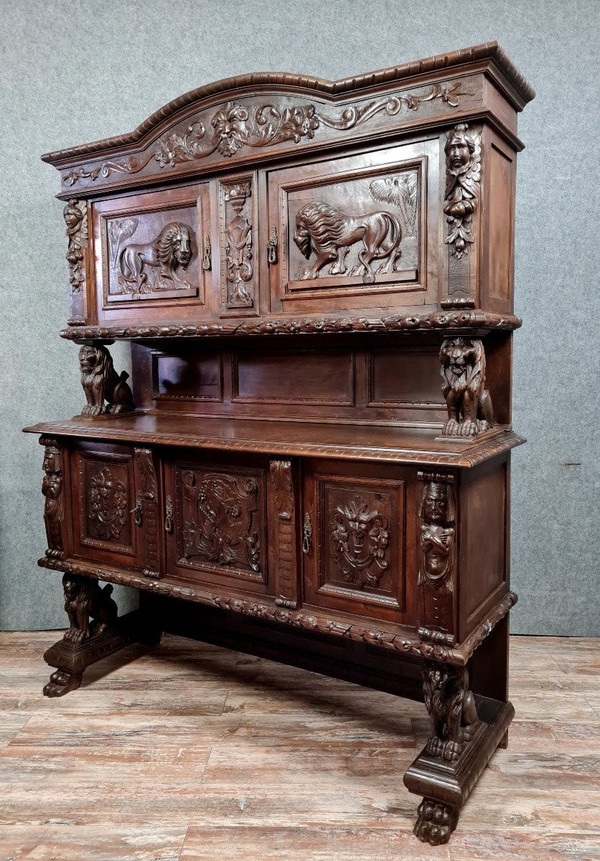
[{"x1": 1, "y1": 0, "x2": 598, "y2": 634}]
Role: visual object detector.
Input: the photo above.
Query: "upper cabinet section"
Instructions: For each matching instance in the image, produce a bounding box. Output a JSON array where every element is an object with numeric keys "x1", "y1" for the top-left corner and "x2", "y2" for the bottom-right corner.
[{"x1": 48, "y1": 42, "x2": 534, "y2": 335}]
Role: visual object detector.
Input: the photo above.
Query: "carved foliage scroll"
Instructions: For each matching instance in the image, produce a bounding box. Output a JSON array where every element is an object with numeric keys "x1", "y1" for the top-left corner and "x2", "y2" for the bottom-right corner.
[
  {"x1": 177, "y1": 467, "x2": 263, "y2": 578},
  {"x1": 270, "y1": 460, "x2": 298, "y2": 608},
  {"x1": 418, "y1": 475, "x2": 455, "y2": 635},
  {"x1": 135, "y1": 448, "x2": 160, "y2": 579},
  {"x1": 438, "y1": 337, "x2": 494, "y2": 437},
  {"x1": 422, "y1": 661, "x2": 479, "y2": 762},
  {"x1": 63, "y1": 82, "x2": 462, "y2": 186},
  {"x1": 444, "y1": 123, "x2": 481, "y2": 258},
  {"x1": 42, "y1": 440, "x2": 65, "y2": 559},
  {"x1": 220, "y1": 179, "x2": 254, "y2": 309}
]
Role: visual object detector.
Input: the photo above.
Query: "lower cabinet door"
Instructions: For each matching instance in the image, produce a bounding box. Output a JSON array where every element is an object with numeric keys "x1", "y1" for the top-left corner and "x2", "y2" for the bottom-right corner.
[
  {"x1": 163, "y1": 453, "x2": 273, "y2": 594},
  {"x1": 71, "y1": 442, "x2": 144, "y2": 569},
  {"x1": 302, "y1": 459, "x2": 417, "y2": 625}
]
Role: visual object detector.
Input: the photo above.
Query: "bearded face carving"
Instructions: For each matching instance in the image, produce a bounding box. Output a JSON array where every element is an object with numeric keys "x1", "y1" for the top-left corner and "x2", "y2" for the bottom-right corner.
[{"x1": 330, "y1": 496, "x2": 390, "y2": 589}]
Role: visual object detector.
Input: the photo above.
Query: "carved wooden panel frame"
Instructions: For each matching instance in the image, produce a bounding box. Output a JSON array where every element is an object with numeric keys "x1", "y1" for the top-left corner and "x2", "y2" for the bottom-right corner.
[
  {"x1": 165, "y1": 458, "x2": 269, "y2": 590},
  {"x1": 71, "y1": 447, "x2": 139, "y2": 563},
  {"x1": 303, "y1": 468, "x2": 407, "y2": 622},
  {"x1": 92, "y1": 183, "x2": 212, "y2": 326},
  {"x1": 266, "y1": 138, "x2": 441, "y2": 314}
]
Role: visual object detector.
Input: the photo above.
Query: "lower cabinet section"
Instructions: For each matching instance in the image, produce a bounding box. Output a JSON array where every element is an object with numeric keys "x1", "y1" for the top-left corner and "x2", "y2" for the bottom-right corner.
[{"x1": 56, "y1": 438, "x2": 509, "y2": 644}]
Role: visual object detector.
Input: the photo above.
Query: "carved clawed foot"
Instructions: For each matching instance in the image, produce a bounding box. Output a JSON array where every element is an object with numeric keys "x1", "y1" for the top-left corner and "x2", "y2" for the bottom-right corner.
[
  {"x1": 63, "y1": 626, "x2": 87, "y2": 644},
  {"x1": 82, "y1": 404, "x2": 104, "y2": 417},
  {"x1": 425, "y1": 736, "x2": 462, "y2": 762},
  {"x1": 414, "y1": 798, "x2": 459, "y2": 845},
  {"x1": 43, "y1": 668, "x2": 82, "y2": 698}
]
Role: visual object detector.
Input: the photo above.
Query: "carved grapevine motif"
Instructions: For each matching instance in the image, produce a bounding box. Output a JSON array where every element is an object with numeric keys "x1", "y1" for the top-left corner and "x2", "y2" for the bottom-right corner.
[
  {"x1": 444, "y1": 124, "x2": 481, "y2": 258},
  {"x1": 88, "y1": 466, "x2": 128, "y2": 540},
  {"x1": 63, "y1": 199, "x2": 88, "y2": 293},
  {"x1": 330, "y1": 496, "x2": 390, "y2": 589},
  {"x1": 181, "y1": 470, "x2": 261, "y2": 572},
  {"x1": 63, "y1": 83, "x2": 462, "y2": 185}
]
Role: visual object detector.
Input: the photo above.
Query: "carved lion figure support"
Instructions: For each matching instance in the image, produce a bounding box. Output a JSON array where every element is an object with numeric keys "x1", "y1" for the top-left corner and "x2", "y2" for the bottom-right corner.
[
  {"x1": 422, "y1": 662, "x2": 479, "y2": 762},
  {"x1": 439, "y1": 337, "x2": 494, "y2": 437},
  {"x1": 62, "y1": 574, "x2": 119, "y2": 644},
  {"x1": 79, "y1": 344, "x2": 134, "y2": 416}
]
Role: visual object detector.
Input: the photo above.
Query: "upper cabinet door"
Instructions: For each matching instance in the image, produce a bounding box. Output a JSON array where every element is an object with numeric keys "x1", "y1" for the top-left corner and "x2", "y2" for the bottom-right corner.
[
  {"x1": 265, "y1": 139, "x2": 442, "y2": 314},
  {"x1": 91, "y1": 183, "x2": 214, "y2": 326}
]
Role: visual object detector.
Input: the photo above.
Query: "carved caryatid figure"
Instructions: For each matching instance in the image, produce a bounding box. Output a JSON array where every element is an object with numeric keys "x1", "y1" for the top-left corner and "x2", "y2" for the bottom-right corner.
[
  {"x1": 443, "y1": 123, "x2": 481, "y2": 258},
  {"x1": 294, "y1": 202, "x2": 402, "y2": 284},
  {"x1": 330, "y1": 496, "x2": 390, "y2": 588},
  {"x1": 79, "y1": 344, "x2": 134, "y2": 416},
  {"x1": 42, "y1": 443, "x2": 64, "y2": 559},
  {"x1": 63, "y1": 198, "x2": 88, "y2": 293},
  {"x1": 117, "y1": 221, "x2": 193, "y2": 294},
  {"x1": 418, "y1": 481, "x2": 455, "y2": 587},
  {"x1": 62, "y1": 574, "x2": 119, "y2": 644},
  {"x1": 439, "y1": 337, "x2": 494, "y2": 437}
]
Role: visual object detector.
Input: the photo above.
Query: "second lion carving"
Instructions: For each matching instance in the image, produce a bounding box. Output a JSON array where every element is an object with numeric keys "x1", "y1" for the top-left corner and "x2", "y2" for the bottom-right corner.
[
  {"x1": 79, "y1": 345, "x2": 134, "y2": 416},
  {"x1": 294, "y1": 202, "x2": 402, "y2": 284},
  {"x1": 439, "y1": 338, "x2": 494, "y2": 437}
]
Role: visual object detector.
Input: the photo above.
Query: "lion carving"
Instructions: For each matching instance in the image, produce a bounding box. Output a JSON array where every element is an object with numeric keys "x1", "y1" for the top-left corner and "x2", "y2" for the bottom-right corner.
[
  {"x1": 79, "y1": 345, "x2": 134, "y2": 416},
  {"x1": 118, "y1": 221, "x2": 193, "y2": 293},
  {"x1": 293, "y1": 202, "x2": 402, "y2": 284},
  {"x1": 423, "y1": 664, "x2": 479, "y2": 762},
  {"x1": 439, "y1": 338, "x2": 494, "y2": 437},
  {"x1": 62, "y1": 574, "x2": 118, "y2": 643}
]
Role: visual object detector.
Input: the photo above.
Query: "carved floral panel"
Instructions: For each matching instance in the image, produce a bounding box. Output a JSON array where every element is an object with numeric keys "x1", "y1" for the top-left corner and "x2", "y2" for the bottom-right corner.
[
  {"x1": 218, "y1": 178, "x2": 256, "y2": 310},
  {"x1": 174, "y1": 464, "x2": 266, "y2": 582},
  {"x1": 77, "y1": 455, "x2": 135, "y2": 554}
]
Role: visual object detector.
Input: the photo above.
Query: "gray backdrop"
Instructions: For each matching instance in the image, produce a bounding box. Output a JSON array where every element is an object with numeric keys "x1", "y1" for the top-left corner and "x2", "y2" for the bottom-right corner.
[{"x1": 1, "y1": 0, "x2": 598, "y2": 635}]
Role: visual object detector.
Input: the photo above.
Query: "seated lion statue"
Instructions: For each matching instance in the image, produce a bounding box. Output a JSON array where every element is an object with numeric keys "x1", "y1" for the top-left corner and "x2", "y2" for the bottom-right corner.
[
  {"x1": 439, "y1": 338, "x2": 494, "y2": 437},
  {"x1": 79, "y1": 345, "x2": 134, "y2": 416},
  {"x1": 62, "y1": 574, "x2": 118, "y2": 643}
]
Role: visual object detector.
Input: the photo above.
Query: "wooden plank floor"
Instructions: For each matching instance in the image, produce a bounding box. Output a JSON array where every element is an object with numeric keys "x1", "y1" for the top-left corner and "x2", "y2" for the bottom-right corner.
[{"x1": 0, "y1": 633, "x2": 599, "y2": 861}]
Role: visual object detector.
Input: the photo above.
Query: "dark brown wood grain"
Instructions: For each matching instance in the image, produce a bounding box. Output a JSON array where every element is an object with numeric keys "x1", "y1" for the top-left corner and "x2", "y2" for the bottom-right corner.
[{"x1": 24, "y1": 44, "x2": 533, "y2": 845}]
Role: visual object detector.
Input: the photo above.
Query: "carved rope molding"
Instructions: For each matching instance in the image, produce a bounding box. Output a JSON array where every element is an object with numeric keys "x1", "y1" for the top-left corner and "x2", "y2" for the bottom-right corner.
[
  {"x1": 38, "y1": 555, "x2": 517, "y2": 666},
  {"x1": 62, "y1": 82, "x2": 462, "y2": 187},
  {"x1": 61, "y1": 310, "x2": 522, "y2": 340}
]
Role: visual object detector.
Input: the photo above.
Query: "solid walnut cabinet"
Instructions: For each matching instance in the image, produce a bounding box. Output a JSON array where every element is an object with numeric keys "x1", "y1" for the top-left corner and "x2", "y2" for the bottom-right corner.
[{"x1": 24, "y1": 42, "x2": 534, "y2": 845}]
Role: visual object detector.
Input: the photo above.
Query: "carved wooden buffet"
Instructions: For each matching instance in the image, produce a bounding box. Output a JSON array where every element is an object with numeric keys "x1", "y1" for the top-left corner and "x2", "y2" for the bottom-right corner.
[{"x1": 24, "y1": 42, "x2": 534, "y2": 845}]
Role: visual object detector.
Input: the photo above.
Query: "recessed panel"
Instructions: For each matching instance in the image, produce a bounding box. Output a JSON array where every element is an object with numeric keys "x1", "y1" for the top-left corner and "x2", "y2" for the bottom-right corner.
[
  {"x1": 103, "y1": 204, "x2": 200, "y2": 303},
  {"x1": 155, "y1": 354, "x2": 222, "y2": 401},
  {"x1": 76, "y1": 452, "x2": 136, "y2": 557},
  {"x1": 233, "y1": 351, "x2": 355, "y2": 405},
  {"x1": 173, "y1": 463, "x2": 267, "y2": 584},
  {"x1": 369, "y1": 349, "x2": 444, "y2": 408},
  {"x1": 287, "y1": 167, "x2": 420, "y2": 291}
]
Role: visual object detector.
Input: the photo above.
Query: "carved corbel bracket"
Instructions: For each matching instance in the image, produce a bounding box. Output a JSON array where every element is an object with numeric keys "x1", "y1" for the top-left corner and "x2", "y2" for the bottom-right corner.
[
  {"x1": 437, "y1": 337, "x2": 494, "y2": 439},
  {"x1": 78, "y1": 343, "x2": 135, "y2": 416}
]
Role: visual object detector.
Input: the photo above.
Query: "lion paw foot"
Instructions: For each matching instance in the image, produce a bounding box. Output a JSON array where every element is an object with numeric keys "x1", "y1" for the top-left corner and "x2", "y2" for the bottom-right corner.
[
  {"x1": 414, "y1": 799, "x2": 459, "y2": 845},
  {"x1": 43, "y1": 669, "x2": 82, "y2": 698}
]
